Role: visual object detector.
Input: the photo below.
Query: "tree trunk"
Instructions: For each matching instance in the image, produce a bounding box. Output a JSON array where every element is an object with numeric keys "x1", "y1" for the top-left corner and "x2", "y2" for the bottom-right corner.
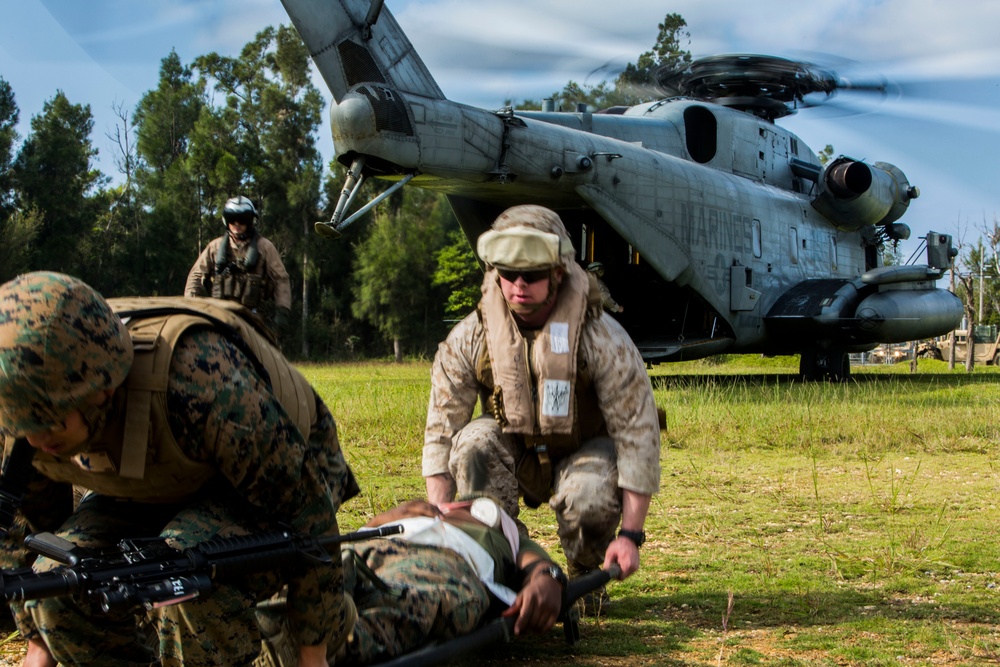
[
  {"x1": 393, "y1": 337, "x2": 402, "y2": 363},
  {"x1": 300, "y1": 213, "x2": 310, "y2": 358}
]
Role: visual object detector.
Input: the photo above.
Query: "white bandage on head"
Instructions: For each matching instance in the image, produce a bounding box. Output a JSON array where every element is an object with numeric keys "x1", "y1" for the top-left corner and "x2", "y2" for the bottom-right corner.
[{"x1": 471, "y1": 497, "x2": 520, "y2": 560}]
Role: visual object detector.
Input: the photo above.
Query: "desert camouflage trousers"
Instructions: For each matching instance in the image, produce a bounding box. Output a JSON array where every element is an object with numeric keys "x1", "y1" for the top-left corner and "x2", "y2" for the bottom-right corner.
[
  {"x1": 449, "y1": 417, "x2": 622, "y2": 571},
  {"x1": 332, "y1": 540, "x2": 490, "y2": 664},
  {"x1": 24, "y1": 493, "x2": 284, "y2": 667}
]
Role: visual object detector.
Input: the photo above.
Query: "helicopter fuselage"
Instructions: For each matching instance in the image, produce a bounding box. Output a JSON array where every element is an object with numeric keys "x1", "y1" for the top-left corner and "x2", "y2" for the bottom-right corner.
[{"x1": 281, "y1": 0, "x2": 962, "y2": 377}]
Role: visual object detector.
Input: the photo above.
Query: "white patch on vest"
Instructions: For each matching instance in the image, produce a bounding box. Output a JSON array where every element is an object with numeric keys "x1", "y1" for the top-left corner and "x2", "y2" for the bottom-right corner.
[
  {"x1": 549, "y1": 322, "x2": 569, "y2": 354},
  {"x1": 72, "y1": 452, "x2": 117, "y2": 473},
  {"x1": 542, "y1": 379, "x2": 571, "y2": 417}
]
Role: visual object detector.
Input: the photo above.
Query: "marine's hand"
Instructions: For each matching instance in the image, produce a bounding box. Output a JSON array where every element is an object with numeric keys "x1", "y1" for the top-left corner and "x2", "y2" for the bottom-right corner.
[
  {"x1": 298, "y1": 643, "x2": 328, "y2": 667},
  {"x1": 502, "y1": 568, "x2": 562, "y2": 635},
  {"x1": 603, "y1": 536, "x2": 640, "y2": 579},
  {"x1": 22, "y1": 638, "x2": 56, "y2": 667},
  {"x1": 425, "y1": 473, "x2": 456, "y2": 507}
]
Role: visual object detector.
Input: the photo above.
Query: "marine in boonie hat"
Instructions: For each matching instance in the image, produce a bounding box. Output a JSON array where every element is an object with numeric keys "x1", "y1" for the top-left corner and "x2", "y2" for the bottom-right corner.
[
  {"x1": 476, "y1": 205, "x2": 576, "y2": 270},
  {"x1": 0, "y1": 271, "x2": 133, "y2": 438}
]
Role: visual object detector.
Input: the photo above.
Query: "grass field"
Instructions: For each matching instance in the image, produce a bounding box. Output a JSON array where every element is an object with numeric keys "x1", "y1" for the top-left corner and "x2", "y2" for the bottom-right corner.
[
  {"x1": 3, "y1": 355, "x2": 998, "y2": 666},
  {"x1": 303, "y1": 356, "x2": 1000, "y2": 666}
]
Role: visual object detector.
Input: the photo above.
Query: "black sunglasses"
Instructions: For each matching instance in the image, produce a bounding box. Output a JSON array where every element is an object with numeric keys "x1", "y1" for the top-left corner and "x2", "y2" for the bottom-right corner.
[{"x1": 497, "y1": 268, "x2": 550, "y2": 284}]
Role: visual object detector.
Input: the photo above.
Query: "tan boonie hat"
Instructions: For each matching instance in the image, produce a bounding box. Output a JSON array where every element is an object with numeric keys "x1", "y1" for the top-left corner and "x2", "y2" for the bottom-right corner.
[
  {"x1": 477, "y1": 204, "x2": 576, "y2": 269},
  {"x1": 0, "y1": 272, "x2": 133, "y2": 437}
]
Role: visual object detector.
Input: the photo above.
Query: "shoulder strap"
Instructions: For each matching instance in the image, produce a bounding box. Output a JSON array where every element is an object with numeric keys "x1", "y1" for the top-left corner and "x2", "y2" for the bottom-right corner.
[{"x1": 214, "y1": 235, "x2": 230, "y2": 272}]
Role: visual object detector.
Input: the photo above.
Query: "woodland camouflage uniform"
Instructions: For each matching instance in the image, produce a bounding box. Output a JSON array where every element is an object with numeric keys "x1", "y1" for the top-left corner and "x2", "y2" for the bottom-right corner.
[
  {"x1": 333, "y1": 526, "x2": 547, "y2": 664},
  {"x1": 423, "y1": 206, "x2": 661, "y2": 574},
  {"x1": 0, "y1": 272, "x2": 357, "y2": 667}
]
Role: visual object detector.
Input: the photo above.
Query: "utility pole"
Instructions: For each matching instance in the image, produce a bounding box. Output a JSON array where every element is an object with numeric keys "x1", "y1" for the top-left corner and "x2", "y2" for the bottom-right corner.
[
  {"x1": 948, "y1": 261, "x2": 956, "y2": 370},
  {"x1": 979, "y1": 239, "x2": 984, "y2": 323}
]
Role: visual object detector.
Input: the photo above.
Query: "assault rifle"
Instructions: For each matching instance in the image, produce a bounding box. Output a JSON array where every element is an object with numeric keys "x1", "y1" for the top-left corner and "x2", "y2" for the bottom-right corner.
[{"x1": 0, "y1": 524, "x2": 403, "y2": 612}]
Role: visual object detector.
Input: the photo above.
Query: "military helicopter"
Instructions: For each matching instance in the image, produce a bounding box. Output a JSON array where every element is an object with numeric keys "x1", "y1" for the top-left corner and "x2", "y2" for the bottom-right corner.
[{"x1": 279, "y1": 0, "x2": 964, "y2": 380}]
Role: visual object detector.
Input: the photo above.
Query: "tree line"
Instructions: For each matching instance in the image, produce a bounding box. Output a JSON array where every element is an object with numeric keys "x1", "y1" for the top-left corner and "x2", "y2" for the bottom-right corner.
[{"x1": 0, "y1": 15, "x2": 693, "y2": 361}]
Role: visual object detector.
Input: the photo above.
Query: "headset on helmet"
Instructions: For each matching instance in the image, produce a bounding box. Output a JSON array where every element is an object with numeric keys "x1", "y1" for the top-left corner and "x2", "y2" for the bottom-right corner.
[{"x1": 0, "y1": 272, "x2": 133, "y2": 437}]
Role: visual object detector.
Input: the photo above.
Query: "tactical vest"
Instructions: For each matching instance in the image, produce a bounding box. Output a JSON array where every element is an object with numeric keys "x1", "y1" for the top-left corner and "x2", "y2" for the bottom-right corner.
[
  {"x1": 474, "y1": 315, "x2": 607, "y2": 462},
  {"x1": 30, "y1": 297, "x2": 317, "y2": 502},
  {"x1": 211, "y1": 234, "x2": 271, "y2": 309}
]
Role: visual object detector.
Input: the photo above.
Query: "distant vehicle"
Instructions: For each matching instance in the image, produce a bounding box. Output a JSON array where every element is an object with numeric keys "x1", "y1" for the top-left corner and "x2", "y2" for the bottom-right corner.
[
  {"x1": 919, "y1": 324, "x2": 1000, "y2": 365},
  {"x1": 866, "y1": 343, "x2": 911, "y2": 364}
]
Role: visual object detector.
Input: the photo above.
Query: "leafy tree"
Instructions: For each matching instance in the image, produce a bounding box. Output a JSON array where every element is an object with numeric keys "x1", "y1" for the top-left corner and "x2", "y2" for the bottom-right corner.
[
  {"x1": 128, "y1": 51, "x2": 208, "y2": 294},
  {"x1": 615, "y1": 13, "x2": 692, "y2": 102},
  {"x1": 0, "y1": 78, "x2": 18, "y2": 223},
  {"x1": 192, "y1": 26, "x2": 326, "y2": 353},
  {"x1": 525, "y1": 12, "x2": 692, "y2": 111},
  {"x1": 817, "y1": 144, "x2": 835, "y2": 165},
  {"x1": 11, "y1": 91, "x2": 104, "y2": 277},
  {"x1": 0, "y1": 77, "x2": 36, "y2": 280},
  {"x1": 433, "y1": 229, "x2": 481, "y2": 318},
  {"x1": 0, "y1": 207, "x2": 42, "y2": 283},
  {"x1": 352, "y1": 190, "x2": 454, "y2": 360}
]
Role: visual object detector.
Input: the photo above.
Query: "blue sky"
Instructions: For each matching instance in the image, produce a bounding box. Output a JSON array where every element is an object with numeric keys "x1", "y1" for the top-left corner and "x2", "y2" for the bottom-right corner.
[{"x1": 3, "y1": 0, "x2": 999, "y2": 257}]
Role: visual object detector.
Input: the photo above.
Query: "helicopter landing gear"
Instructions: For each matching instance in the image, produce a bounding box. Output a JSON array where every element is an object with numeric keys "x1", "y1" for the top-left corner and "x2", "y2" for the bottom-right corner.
[{"x1": 799, "y1": 348, "x2": 851, "y2": 382}]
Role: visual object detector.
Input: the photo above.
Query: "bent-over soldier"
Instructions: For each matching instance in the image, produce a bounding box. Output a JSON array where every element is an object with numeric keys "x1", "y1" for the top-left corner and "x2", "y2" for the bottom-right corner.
[{"x1": 0, "y1": 271, "x2": 357, "y2": 667}]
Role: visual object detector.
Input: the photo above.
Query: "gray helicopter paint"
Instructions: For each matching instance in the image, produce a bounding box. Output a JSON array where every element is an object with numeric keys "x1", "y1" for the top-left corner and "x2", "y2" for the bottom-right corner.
[{"x1": 282, "y1": 0, "x2": 963, "y2": 375}]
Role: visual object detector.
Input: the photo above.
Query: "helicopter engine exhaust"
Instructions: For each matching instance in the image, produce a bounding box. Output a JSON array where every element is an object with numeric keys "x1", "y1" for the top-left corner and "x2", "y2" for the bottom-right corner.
[{"x1": 811, "y1": 156, "x2": 918, "y2": 231}]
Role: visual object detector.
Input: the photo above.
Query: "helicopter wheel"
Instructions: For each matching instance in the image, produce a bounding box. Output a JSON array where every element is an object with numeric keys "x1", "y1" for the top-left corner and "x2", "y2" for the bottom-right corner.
[{"x1": 799, "y1": 348, "x2": 850, "y2": 382}]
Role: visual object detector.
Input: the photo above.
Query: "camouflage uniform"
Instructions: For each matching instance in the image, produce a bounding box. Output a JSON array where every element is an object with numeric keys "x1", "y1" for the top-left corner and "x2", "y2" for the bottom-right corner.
[
  {"x1": 334, "y1": 518, "x2": 547, "y2": 664},
  {"x1": 0, "y1": 272, "x2": 356, "y2": 667},
  {"x1": 185, "y1": 232, "x2": 292, "y2": 312},
  {"x1": 595, "y1": 277, "x2": 624, "y2": 313},
  {"x1": 423, "y1": 207, "x2": 661, "y2": 573}
]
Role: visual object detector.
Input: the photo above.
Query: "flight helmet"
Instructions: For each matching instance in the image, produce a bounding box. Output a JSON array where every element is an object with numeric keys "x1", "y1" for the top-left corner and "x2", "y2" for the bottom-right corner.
[{"x1": 223, "y1": 196, "x2": 257, "y2": 240}]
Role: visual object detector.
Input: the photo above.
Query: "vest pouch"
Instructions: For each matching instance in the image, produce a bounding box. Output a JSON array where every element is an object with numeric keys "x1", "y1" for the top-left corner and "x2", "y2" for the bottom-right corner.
[
  {"x1": 242, "y1": 274, "x2": 263, "y2": 308},
  {"x1": 515, "y1": 448, "x2": 551, "y2": 509},
  {"x1": 219, "y1": 274, "x2": 238, "y2": 300},
  {"x1": 211, "y1": 277, "x2": 224, "y2": 299}
]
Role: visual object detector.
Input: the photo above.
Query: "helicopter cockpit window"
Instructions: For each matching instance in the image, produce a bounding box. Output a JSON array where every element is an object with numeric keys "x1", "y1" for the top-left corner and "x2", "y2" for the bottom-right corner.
[{"x1": 683, "y1": 106, "x2": 717, "y2": 164}]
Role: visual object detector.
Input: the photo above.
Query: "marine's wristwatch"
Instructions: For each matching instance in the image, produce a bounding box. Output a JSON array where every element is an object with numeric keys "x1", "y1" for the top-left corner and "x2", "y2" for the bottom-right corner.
[
  {"x1": 539, "y1": 563, "x2": 568, "y2": 589},
  {"x1": 618, "y1": 529, "x2": 646, "y2": 548}
]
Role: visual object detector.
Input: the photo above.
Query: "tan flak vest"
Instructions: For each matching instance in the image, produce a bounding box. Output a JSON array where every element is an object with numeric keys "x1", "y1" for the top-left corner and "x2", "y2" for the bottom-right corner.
[
  {"x1": 475, "y1": 270, "x2": 607, "y2": 462},
  {"x1": 30, "y1": 297, "x2": 316, "y2": 502}
]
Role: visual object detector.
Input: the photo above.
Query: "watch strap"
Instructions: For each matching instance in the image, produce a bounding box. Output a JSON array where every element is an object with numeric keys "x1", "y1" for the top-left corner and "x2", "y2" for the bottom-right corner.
[{"x1": 618, "y1": 528, "x2": 645, "y2": 548}]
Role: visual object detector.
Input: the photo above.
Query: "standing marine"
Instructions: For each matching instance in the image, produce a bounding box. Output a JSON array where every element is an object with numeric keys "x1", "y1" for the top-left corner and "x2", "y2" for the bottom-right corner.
[
  {"x1": 422, "y1": 204, "x2": 661, "y2": 596},
  {"x1": 185, "y1": 196, "x2": 292, "y2": 334}
]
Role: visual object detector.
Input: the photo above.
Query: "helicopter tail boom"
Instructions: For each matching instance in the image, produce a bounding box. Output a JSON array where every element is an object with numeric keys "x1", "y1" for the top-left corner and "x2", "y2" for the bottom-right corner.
[{"x1": 280, "y1": 0, "x2": 444, "y2": 103}]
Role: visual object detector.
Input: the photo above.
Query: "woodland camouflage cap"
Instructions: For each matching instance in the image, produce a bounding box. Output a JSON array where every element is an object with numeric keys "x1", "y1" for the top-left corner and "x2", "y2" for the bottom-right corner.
[{"x1": 0, "y1": 272, "x2": 133, "y2": 437}]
